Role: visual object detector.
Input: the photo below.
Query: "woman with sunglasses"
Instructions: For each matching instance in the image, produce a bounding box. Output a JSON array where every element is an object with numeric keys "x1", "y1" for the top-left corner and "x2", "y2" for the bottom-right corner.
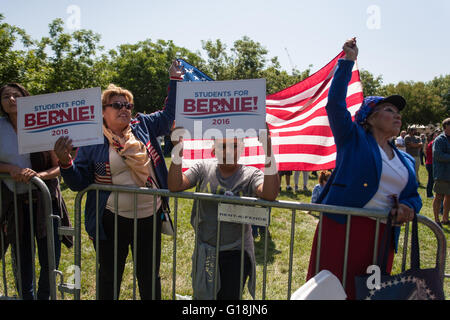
[
  {"x1": 0, "y1": 83, "x2": 73, "y2": 300},
  {"x1": 305, "y1": 39, "x2": 421, "y2": 299},
  {"x1": 54, "y1": 60, "x2": 184, "y2": 300}
]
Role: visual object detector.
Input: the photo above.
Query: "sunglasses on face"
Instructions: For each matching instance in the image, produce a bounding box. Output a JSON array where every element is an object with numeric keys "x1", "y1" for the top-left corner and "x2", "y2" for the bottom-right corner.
[{"x1": 104, "y1": 102, "x2": 134, "y2": 110}]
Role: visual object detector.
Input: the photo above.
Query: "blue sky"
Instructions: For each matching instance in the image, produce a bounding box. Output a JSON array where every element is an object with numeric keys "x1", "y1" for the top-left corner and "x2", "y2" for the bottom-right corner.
[{"x1": 2, "y1": 0, "x2": 449, "y2": 84}]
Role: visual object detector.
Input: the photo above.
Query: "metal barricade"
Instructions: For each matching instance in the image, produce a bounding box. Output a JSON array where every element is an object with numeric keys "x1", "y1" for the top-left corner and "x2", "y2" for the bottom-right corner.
[
  {"x1": 60, "y1": 183, "x2": 447, "y2": 300},
  {"x1": 0, "y1": 174, "x2": 57, "y2": 300}
]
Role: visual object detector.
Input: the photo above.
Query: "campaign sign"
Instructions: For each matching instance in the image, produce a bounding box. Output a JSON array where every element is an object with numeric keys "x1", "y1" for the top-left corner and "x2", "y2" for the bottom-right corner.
[
  {"x1": 175, "y1": 79, "x2": 266, "y2": 138},
  {"x1": 17, "y1": 87, "x2": 103, "y2": 154}
]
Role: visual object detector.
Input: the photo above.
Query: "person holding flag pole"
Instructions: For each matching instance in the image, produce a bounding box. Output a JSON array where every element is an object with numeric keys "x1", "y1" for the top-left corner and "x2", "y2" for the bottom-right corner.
[{"x1": 306, "y1": 38, "x2": 421, "y2": 299}]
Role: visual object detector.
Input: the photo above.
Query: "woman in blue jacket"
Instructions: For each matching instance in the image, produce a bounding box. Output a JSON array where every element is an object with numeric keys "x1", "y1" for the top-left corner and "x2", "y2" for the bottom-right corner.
[
  {"x1": 54, "y1": 60, "x2": 184, "y2": 300},
  {"x1": 306, "y1": 39, "x2": 421, "y2": 299}
]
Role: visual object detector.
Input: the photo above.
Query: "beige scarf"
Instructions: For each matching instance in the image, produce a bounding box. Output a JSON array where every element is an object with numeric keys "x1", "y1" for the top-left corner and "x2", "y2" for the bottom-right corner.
[{"x1": 103, "y1": 125, "x2": 150, "y2": 187}]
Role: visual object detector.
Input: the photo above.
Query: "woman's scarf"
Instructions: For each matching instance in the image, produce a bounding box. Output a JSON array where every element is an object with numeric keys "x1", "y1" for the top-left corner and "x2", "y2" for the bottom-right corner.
[{"x1": 103, "y1": 125, "x2": 150, "y2": 187}]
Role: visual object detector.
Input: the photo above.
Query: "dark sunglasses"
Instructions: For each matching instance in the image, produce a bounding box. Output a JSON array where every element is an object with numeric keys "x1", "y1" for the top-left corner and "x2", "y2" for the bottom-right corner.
[{"x1": 104, "y1": 102, "x2": 134, "y2": 110}]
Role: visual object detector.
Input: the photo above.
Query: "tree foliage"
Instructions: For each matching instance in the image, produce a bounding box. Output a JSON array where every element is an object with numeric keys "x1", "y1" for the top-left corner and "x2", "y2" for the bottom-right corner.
[{"x1": 108, "y1": 39, "x2": 203, "y2": 113}]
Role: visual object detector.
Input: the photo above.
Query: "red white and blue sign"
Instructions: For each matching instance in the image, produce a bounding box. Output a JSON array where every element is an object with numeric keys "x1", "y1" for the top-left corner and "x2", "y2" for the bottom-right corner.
[
  {"x1": 175, "y1": 79, "x2": 266, "y2": 138},
  {"x1": 17, "y1": 87, "x2": 103, "y2": 154}
]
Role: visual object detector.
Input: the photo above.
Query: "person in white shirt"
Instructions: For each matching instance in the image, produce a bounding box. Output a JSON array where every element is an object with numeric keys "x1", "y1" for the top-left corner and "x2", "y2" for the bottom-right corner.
[{"x1": 395, "y1": 130, "x2": 406, "y2": 151}]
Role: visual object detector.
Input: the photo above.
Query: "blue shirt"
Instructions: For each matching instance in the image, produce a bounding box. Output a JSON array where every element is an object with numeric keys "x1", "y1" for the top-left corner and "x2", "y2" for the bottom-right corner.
[{"x1": 0, "y1": 117, "x2": 33, "y2": 194}]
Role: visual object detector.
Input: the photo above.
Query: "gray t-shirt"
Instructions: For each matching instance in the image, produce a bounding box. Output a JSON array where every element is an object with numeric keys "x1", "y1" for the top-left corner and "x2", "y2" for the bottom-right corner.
[
  {"x1": 185, "y1": 161, "x2": 264, "y2": 247},
  {"x1": 404, "y1": 134, "x2": 421, "y2": 157}
]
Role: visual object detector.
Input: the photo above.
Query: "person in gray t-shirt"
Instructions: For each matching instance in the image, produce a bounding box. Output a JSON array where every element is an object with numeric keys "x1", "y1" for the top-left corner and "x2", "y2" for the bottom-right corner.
[{"x1": 168, "y1": 132, "x2": 279, "y2": 300}]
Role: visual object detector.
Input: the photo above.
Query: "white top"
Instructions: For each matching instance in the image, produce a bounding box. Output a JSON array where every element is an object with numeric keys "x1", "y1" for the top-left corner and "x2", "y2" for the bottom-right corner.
[
  {"x1": 364, "y1": 145, "x2": 409, "y2": 212},
  {"x1": 395, "y1": 136, "x2": 406, "y2": 152},
  {"x1": 106, "y1": 146, "x2": 161, "y2": 219}
]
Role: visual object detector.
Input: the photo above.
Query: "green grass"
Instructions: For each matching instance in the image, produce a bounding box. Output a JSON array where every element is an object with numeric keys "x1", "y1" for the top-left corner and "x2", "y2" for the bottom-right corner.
[{"x1": 1, "y1": 159, "x2": 449, "y2": 300}]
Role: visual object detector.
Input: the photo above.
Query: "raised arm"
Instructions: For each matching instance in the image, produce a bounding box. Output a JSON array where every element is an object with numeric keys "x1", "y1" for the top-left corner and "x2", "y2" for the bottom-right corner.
[
  {"x1": 255, "y1": 127, "x2": 280, "y2": 201},
  {"x1": 325, "y1": 38, "x2": 358, "y2": 147},
  {"x1": 167, "y1": 129, "x2": 192, "y2": 192},
  {"x1": 140, "y1": 60, "x2": 185, "y2": 137}
]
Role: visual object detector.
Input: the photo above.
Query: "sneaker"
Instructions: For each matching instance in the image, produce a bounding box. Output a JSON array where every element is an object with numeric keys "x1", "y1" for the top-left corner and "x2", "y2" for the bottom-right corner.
[
  {"x1": 294, "y1": 185, "x2": 299, "y2": 192},
  {"x1": 286, "y1": 185, "x2": 293, "y2": 192},
  {"x1": 303, "y1": 185, "x2": 308, "y2": 192}
]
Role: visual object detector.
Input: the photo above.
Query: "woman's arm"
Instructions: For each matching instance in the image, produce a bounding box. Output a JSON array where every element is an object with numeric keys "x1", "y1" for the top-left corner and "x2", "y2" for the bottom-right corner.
[
  {"x1": 325, "y1": 38, "x2": 358, "y2": 147},
  {"x1": 54, "y1": 137, "x2": 93, "y2": 191},
  {"x1": 36, "y1": 151, "x2": 60, "y2": 180},
  {"x1": 0, "y1": 162, "x2": 37, "y2": 183},
  {"x1": 140, "y1": 60, "x2": 185, "y2": 137}
]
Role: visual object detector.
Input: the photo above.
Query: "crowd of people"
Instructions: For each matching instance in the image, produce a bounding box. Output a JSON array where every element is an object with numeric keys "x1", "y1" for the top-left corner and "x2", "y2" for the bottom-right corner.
[
  {"x1": 393, "y1": 122, "x2": 449, "y2": 228},
  {"x1": 0, "y1": 38, "x2": 448, "y2": 300}
]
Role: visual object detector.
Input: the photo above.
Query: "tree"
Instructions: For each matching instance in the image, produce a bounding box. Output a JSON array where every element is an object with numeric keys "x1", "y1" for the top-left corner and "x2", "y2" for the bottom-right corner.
[
  {"x1": 380, "y1": 81, "x2": 446, "y2": 127},
  {"x1": 261, "y1": 57, "x2": 311, "y2": 94},
  {"x1": 35, "y1": 19, "x2": 112, "y2": 93},
  {"x1": 109, "y1": 39, "x2": 203, "y2": 113},
  {"x1": 201, "y1": 39, "x2": 232, "y2": 80},
  {"x1": 201, "y1": 36, "x2": 311, "y2": 94},
  {"x1": 429, "y1": 75, "x2": 450, "y2": 117},
  {"x1": 359, "y1": 69, "x2": 384, "y2": 97},
  {"x1": 0, "y1": 13, "x2": 33, "y2": 85}
]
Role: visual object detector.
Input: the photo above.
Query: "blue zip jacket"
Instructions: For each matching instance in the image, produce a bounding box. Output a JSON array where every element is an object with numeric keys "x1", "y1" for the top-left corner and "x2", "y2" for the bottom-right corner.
[
  {"x1": 61, "y1": 80, "x2": 178, "y2": 240},
  {"x1": 318, "y1": 59, "x2": 422, "y2": 248}
]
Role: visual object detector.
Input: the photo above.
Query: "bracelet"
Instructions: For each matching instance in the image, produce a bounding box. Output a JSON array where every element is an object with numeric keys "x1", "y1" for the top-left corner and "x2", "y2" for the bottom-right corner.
[{"x1": 58, "y1": 159, "x2": 73, "y2": 169}]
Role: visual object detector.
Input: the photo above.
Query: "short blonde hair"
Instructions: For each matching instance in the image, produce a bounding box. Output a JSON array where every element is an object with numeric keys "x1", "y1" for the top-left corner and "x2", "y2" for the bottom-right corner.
[{"x1": 101, "y1": 84, "x2": 134, "y2": 109}]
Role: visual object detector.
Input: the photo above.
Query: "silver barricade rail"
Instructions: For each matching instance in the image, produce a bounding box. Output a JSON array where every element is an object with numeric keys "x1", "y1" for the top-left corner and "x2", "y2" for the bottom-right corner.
[
  {"x1": 64, "y1": 183, "x2": 447, "y2": 300},
  {"x1": 0, "y1": 173, "x2": 57, "y2": 300}
]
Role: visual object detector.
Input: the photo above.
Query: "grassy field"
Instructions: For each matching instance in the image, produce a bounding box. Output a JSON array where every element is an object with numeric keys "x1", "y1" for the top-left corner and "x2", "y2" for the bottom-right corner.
[{"x1": 1, "y1": 159, "x2": 449, "y2": 300}]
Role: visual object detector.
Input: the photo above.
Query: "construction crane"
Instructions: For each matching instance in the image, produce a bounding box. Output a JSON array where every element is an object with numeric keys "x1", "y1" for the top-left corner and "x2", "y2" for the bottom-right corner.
[{"x1": 284, "y1": 47, "x2": 296, "y2": 73}]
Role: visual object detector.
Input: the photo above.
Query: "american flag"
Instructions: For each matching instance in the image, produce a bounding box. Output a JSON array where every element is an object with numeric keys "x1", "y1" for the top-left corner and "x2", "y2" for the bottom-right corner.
[
  {"x1": 177, "y1": 52, "x2": 363, "y2": 171},
  {"x1": 178, "y1": 59, "x2": 213, "y2": 82},
  {"x1": 94, "y1": 162, "x2": 112, "y2": 184}
]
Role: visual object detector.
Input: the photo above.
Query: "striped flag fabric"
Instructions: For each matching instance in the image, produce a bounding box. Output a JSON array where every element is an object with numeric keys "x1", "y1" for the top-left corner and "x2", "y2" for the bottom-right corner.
[
  {"x1": 265, "y1": 51, "x2": 363, "y2": 171},
  {"x1": 177, "y1": 52, "x2": 363, "y2": 172}
]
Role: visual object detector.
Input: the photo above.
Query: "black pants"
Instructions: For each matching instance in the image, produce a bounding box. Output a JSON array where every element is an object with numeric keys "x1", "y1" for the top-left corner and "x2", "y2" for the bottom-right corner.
[
  {"x1": 95, "y1": 209, "x2": 162, "y2": 300},
  {"x1": 426, "y1": 164, "x2": 434, "y2": 198},
  {"x1": 217, "y1": 250, "x2": 251, "y2": 300},
  {"x1": 13, "y1": 200, "x2": 61, "y2": 300}
]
